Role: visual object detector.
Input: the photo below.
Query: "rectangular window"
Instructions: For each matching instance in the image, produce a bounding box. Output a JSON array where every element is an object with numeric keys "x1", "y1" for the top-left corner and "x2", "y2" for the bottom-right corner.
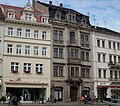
[
  {"x1": 42, "y1": 47, "x2": 47, "y2": 56},
  {"x1": 102, "y1": 40, "x2": 105, "y2": 48},
  {"x1": 36, "y1": 64, "x2": 43, "y2": 74},
  {"x1": 42, "y1": 31, "x2": 47, "y2": 40},
  {"x1": 26, "y1": 29, "x2": 30, "y2": 38},
  {"x1": 98, "y1": 69, "x2": 101, "y2": 78},
  {"x1": 8, "y1": 12, "x2": 15, "y2": 19},
  {"x1": 81, "y1": 34, "x2": 89, "y2": 47},
  {"x1": 34, "y1": 46, "x2": 38, "y2": 55},
  {"x1": 108, "y1": 41, "x2": 111, "y2": 49},
  {"x1": 97, "y1": 39, "x2": 100, "y2": 47},
  {"x1": 110, "y1": 70, "x2": 113, "y2": 78},
  {"x1": 8, "y1": 27, "x2": 13, "y2": 36},
  {"x1": 7, "y1": 44, "x2": 13, "y2": 53},
  {"x1": 98, "y1": 54, "x2": 101, "y2": 62},
  {"x1": 34, "y1": 30, "x2": 39, "y2": 39},
  {"x1": 17, "y1": 28, "x2": 22, "y2": 37},
  {"x1": 70, "y1": 32, "x2": 75, "y2": 44},
  {"x1": 103, "y1": 54, "x2": 106, "y2": 62},
  {"x1": 25, "y1": 46, "x2": 30, "y2": 55},
  {"x1": 81, "y1": 68, "x2": 85, "y2": 78},
  {"x1": 24, "y1": 63, "x2": 31, "y2": 73},
  {"x1": 16, "y1": 45, "x2": 22, "y2": 54},
  {"x1": 113, "y1": 42, "x2": 116, "y2": 49},
  {"x1": 53, "y1": 30, "x2": 63, "y2": 44},
  {"x1": 54, "y1": 65, "x2": 63, "y2": 77},
  {"x1": 103, "y1": 70, "x2": 106, "y2": 78},
  {"x1": 25, "y1": 13, "x2": 32, "y2": 21},
  {"x1": 81, "y1": 51, "x2": 85, "y2": 60},
  {"x1": 86, "y1": 52, "x2": 89, "y2": 61},
  {"x1": 117, "y1": 43, "x2": 120, "y2": 50},
  {"x1": 86, "y1": 68, "x2": 90, "y2": 77},
  {"x1": 54, "y1": 48, "x2": 63, "y2": 58},
  {"x1": 11, "y1": 62, "x2": 19, "y2": 73}
]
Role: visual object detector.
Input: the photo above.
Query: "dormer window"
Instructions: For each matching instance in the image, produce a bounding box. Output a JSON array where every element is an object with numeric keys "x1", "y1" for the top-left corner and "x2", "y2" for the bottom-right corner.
[
  {"x1": 42, "y1": 17, "x2": 48, "y2": 23},
  {"x1": 25, "y1": 13, "x2": 32, "y2": 21},
  {"x1": 8, "y1": 12, "x2": 15, "y2": 19}
]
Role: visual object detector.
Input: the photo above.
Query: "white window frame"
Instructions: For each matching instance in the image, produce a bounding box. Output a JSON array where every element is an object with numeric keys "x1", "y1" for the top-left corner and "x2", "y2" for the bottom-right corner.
[
  {"x1": 34, "y1": 46, "x2": 38, "y2": 55},
  {"x1": 36, "y1": 64, "x2": 43, "y2": 74},
  {"x1": 8, "y1": 27, "x2": 13, "y2": 36},
  {"x1": 26, "y1": 29, "x2": 30, "y2": 38},
  {"x1": 16, "y1": 45, "x2": 22, "y2": 54},
  {"x1": 34, "y1": 30, "x2": 39, "y2": 39},
  {"x1": 25, "y1": 13, "x2": 32, "y2": 21},
  {"x1": 24, "y1": 63, "x2": 31, "y2": 73},
  {"x1": 17, "y1": 28, "x2": 22, "y2": 37},
  {"x1": 25, "y1": 46, "x2": 30, "y2": 55},
  {"x1": 42, "y1": 31, "x2": 47, "y2": 40},
  {"x1": 7, "y1": 44, "x2": 13, "y2": 53},
  {"x1": 11, "y1": 62, "x2": 19, "y2": 72},
  {"x1": 42, "y1": 47, "x2": 47, "y2": 56}
]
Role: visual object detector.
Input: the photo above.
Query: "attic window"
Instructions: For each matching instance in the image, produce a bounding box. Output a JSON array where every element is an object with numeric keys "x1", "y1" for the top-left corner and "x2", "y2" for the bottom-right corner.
[
  {"x1": 8, "y1": 12, "x2": 15, "y2": 19},
  {"x1": 25, "y1": 13, "x2": 32, "y2": 21},
  {"x1": 42, "y1": 17, "x2": 48, "y2": 23}
]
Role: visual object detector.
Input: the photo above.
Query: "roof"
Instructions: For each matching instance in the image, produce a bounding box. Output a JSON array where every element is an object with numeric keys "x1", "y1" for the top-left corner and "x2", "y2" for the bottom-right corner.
[
  {"x1": 36, "y1": 1, "x2": 88, "y2": 17},
  {"x1": 0, "y1": 4, "x2": 44, "y2": 22},
  {"x1": 92, "y1": 26, "x2": 120, "y2": 36}
]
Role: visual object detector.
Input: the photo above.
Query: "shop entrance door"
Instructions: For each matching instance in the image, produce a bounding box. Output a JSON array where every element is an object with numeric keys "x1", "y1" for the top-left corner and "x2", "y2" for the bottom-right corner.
[{"x1": 70, "y1": 86, "x2": 77, "y2": 101}]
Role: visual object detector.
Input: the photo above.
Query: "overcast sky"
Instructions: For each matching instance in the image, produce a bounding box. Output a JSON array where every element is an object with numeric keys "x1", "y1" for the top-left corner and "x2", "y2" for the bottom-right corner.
[{"x1": 0, "y1": 0, "x2": 120, "y2": 32}]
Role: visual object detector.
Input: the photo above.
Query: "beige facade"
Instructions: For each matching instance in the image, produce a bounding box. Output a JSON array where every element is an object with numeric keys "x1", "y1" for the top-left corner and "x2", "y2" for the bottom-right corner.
[{"x1": 0, "y1": 2, "x2": 52, "y2": 102}]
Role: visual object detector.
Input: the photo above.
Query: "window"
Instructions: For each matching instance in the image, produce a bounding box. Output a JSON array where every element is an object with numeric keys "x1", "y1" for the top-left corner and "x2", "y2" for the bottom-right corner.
[
  {"x1": 69, "y1": 49, "x2": 79, "y2": 58},
  {"x1": 98, "y1": 69, "x2": 101, "y2": 78},
  {"x1": 42, "y1": 47, "x2": 47, "y2": 56},
  {"x1": 54, "y1": 48, "x2": 63, "y2": 58},
  {"x1": 8, "y1": 27, "x2": 13, "y2": 36},
  {"x1": 113, "y1": 42, "x2": 116, "y2": 49},
  {"x1": 25, "y1": 13, "x2": 32, "y2": 21},
  {"x1": 42, "y1": 17, "x2": 48, "y2": 23},
  {"x1": 26, "y1": 29, "x2": 30, "y2": 38},
  {"x1": 115, "y1": 71, "x2": 117, "y2": 79},
  {"x1": 103, "y1": 54, "x2": 106, "y2": 62},
  {"x1": 54, "y1": 65, "x2": 63, "y2": 77},
  {"x1": 86, "y1": 52, "x2": 89, "y2": 61},
  {"x1": 7, "y1": 44, "x2": 13, "y2": 53},
  {"x1": 102, "y1": 40, "x2": 105, "y2": 48},
  {"x1": 53, "y1": 30, "x2": 63, "y2": 44},
  {"x1": 117, "y1": 43, "x2": 120, "y2": 50},
  {"x1": 34, "y1": 30, "x2": 39, "y2": 39},
  {"x1": 16, "y1": 45, "x2": 22, "y2": 54},
  {"x1": 119, "y1": 71, "x2": 120, "y2": 79},
  {"x1": 98, "y1": 54, "x2": 101, "y2": 62},
  {"x1": 109, "y1": 55, "x2": 112, "y2": 63},
  {"x1": 11, "y1": 62, "x2": 19, "y2": 73},
  {"x1": 118, "y1": 56, "x2": 120, "y2": 63},
  {"x1": 114, "y1": 56, "x2": 117, "y2": 64},
  {"x1": 81, "y1": 67, "x2": 90, "y2": 78},
  {"x1": 25, "y1": 46, "x2": 30, "y2": 55},
  {"x1": 36, "y1": 64, "x2": 43, "y2": 74},
  {"x1": 81, "y1": 51, "x2": 85, "y2": 60},
  {"x1": 108, "y1": 41, "x2": 111, "y2": 49},
  {"x1": 70, "y1": 32, "x2": 75, "y2": 44},
  {"x1": 24, "y1": 63, "x2": 31, "y2": 73},
  {"x1": 34, "y1": 46, "x2": 38, "y2": 55},
  {"x1": 97, "y1": 39, "x2": 100, "y2": 47},
  {"x1": 42, "y1": 31, "x2": 47, "y2": 40},
  {"x1": 69, "y1": 67, "x2": 80, "y2": 77},
  {"x1": 103, "y1": 70, "x2": 106, "y2": 78},
  {"x1": 110, "y1": 70, "x2": 113, "y2": 78},
  {"x1": 17, "y1": 28, "x2": 22, "y2": 37},
  {"x1": 8, "y1": 12, "x2": 15, "y2": 19},
  {"x1": 81, "y1": 34, "x2": 89, "y2": 47}
]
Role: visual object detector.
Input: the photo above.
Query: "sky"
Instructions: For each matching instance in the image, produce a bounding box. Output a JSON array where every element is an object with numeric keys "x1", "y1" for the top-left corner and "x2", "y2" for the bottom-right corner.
[{"x1": 0, "y1": 0, "x2": 120, "y2": 33}]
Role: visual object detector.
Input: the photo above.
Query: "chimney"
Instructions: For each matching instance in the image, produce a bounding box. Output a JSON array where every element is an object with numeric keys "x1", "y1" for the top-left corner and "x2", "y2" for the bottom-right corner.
[
  {"x1": 49, "y1": 1, "x2": 52, "y2": 5},
  {"x1": 32, "y1": 0, "x2": 35, "y2": 10},
  {"x1": 60, "y1": 3, "x2": 63, "y2": 7}
]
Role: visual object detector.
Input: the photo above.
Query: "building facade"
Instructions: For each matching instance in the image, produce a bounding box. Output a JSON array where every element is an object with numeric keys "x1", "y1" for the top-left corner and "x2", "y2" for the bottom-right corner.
[
  {"x1": 34, "y1": 0, "x2": 93, "y2": 102},
  {"x1": 0, "y1": 7, "x2": 4, "y2": 93},
  {"x1": 92, "y1": 27, "x2": 120, "y2": 101},
  {"x1": 0, "y1": 1, "x2": 51, "y2": 102}
]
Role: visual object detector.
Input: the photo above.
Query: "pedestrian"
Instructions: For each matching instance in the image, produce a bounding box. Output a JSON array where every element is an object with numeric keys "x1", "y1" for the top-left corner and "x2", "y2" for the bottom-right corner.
[{"x1": 81, "y1": 95, "x2": 85, "y2": 104}]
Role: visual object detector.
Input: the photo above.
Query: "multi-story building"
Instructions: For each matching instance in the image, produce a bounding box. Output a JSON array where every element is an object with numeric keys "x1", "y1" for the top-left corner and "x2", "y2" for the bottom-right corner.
[
  {"x1": 0, "y1": 1, "x2": 51, "y2": 101},
  {"x1": 34, "y1": 0, "x2": 93, "y2": 102},
  {"x1": 0, "y1": 7, "x2": 5, "y2": 92},
  {"x1": 92, "y1": 26, "x2": 120, "y2": 101}
]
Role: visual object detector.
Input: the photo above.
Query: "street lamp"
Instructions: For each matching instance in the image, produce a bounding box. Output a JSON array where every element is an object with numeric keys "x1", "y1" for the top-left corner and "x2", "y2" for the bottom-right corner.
[{"x1": 41, "y1": 82, "x2": 44, "y2": 104}]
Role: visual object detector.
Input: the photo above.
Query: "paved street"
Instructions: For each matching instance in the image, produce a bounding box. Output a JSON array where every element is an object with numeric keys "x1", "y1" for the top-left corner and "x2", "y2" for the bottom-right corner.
[{"x1": 0, "y1": 102, "x2": 108, "y2": 106}]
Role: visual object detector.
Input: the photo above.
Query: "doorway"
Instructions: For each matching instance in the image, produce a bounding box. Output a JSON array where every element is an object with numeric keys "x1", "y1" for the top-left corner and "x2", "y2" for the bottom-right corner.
[{"x1": 70, "y1": 86, "x2": 77, "y2": 101}]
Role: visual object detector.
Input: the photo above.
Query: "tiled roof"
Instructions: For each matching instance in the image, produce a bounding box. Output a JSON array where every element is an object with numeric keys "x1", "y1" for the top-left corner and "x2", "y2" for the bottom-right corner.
[
  {"x1": 0, "y1": 4, "x2": 44, "y2": 21},
  {"x1": 0, "y1": 6, "x2": 5, "y2": 20}
]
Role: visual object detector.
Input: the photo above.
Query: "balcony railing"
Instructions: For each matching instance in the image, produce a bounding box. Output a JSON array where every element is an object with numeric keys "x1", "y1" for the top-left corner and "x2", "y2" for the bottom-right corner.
[
  {"x1": 108, "y1": 62, "x2": 120, "y2": 68},
  {"x1": 108, "y1": 77, "x2": 120, "y2": 82},
  {"x1": 53, "y1": 40, "x2": 64, "y2": 44}
]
